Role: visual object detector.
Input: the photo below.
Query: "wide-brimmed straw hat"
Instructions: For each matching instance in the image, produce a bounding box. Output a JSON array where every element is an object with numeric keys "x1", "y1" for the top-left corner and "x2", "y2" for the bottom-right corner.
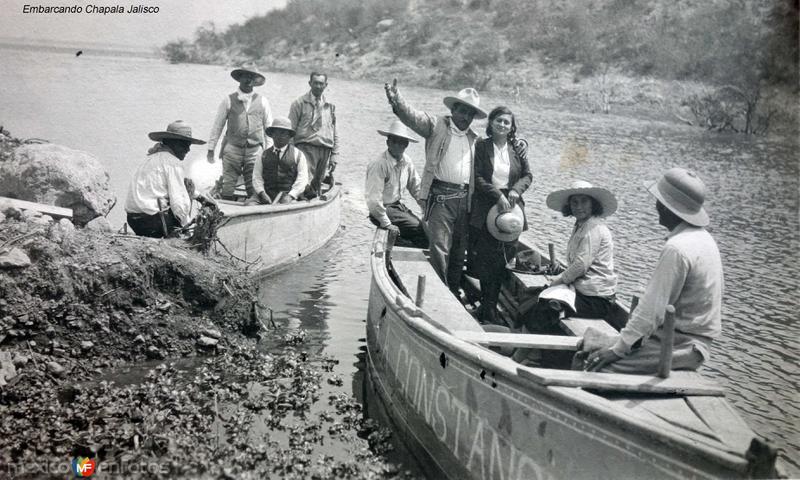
[
  {"x1": 443, "y1": 88, "x2": 488, "y2": 119},
  {"x1": 487, "y1": 204, "x2": 524, "y2": 242},
  {"x1": 148, "y1": 120, "x2": 206, "y2": 145},
  {"x1": 646, "y1": 167, "x2": 709, "y2": 227},
  {"x1": 546, "y1": 180, "x2": 617, "y2": 217},
  {"x1": 231, "y1": 62, "x2": 266, "y2": 86},
  {"x1": 377, "y1": 119, "x2": 418, "y2": 143},
  {"x1": 265, "y1": 117, "x2": 295, "y2": 137}
]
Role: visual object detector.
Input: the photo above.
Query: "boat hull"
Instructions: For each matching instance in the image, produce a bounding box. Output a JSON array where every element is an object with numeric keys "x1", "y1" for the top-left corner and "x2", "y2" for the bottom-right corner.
[
  {"x1": 216, "y1": 185, "x2": 341, "y2": 275},
  {"x1": 366, "y1": 230, "x2": 753, "y2": 480}
]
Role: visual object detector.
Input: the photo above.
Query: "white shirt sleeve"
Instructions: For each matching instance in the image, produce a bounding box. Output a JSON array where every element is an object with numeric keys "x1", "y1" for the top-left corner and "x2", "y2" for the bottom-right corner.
[
  {"x1": 289, "y1": 149, "x2": 309, "y2": 199},
  {"x1": 207, "y1": 96, "x2": 231, "y2": 152},
  {"x1": 252, "y1": 152, "x2": 265, "y2": 196},
  {"x1": 167, "y1": 163, "x2": 195, "y2": 226},
  {"x1": 365, "y1": 160, "x2": 391, "y2": 228}
]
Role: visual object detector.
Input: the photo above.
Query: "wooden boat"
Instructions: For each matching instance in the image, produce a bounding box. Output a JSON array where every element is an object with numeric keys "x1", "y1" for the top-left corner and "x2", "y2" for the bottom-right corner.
[
  {"x1": 214, "y1": 184, "x2": 341, "y2": 275},
  {"x1": 366, "y1": 229, "x2": 780, "y2": 479}
]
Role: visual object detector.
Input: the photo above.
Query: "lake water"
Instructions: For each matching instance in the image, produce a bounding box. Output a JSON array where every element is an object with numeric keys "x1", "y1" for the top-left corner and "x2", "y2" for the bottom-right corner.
[{"x1": 1, "y1": 46, "x2": 798, "y2": 475}]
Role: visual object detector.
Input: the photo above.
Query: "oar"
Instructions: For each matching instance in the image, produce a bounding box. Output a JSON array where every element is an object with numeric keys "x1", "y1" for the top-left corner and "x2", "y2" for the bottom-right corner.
[{"x1": 657, "y1": 305, "x2": 676, "y2": 378}]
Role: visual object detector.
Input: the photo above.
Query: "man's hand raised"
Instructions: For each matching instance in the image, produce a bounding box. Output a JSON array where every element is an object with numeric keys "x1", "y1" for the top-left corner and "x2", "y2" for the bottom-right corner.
[{"x1": 384, "y1": 79, "x2": 400, "y2": 106}]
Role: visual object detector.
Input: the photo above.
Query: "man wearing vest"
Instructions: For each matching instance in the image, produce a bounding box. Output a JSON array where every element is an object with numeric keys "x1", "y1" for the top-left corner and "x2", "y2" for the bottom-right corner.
[
  {"x1": 251, "y1": 117, "x2": 309, "y2": 205},
  {"x1": 289, "y1": 72, "x2": 339, "y2": 199},
  {"x1": 384, "y1": 79, "x2": 486, "y2": 297},
  {"x1": 207, "y1": 63, "x2": 273, "y2": 200}
]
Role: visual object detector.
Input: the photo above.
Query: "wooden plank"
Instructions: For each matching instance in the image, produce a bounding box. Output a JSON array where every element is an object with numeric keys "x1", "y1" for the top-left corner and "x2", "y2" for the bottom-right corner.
[
  {"x1": 560, "y1": 317, "x2": 618, "y2": 337},
  {"x1": 0, "y1": 196, "x2": 72, "y2": 219},
  {"x1": 455, "y1": 331, "x2": 581, "y2": 350},
  {"x1": 517, "y1": 367, "x2": 726, "y2": 396},
  {"x1": 511, "y1": 271, "x2": 550, "y2": 291},
  {"x1": 687, "y1": 396, "x2": 755, "y2": 453},
  {"x1": 392, "y1": 247, "x2": 483, "y2": 332}
]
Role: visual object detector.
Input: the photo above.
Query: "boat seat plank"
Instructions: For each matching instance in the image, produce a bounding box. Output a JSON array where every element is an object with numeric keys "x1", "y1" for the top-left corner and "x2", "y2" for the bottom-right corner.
[
  {"x1": 391, "y1": 247, "x2": 483, "y2": 332},
  {"x1": 0, "y1": 196, "x2": 73, "y2": 219},
  {"x1": 687, "y1": 396, "x2": 755, "y2": 453},
  {"x1": 510, "y1": 271, "x2": 550, "y2": 291},
  {"x1": 610, "y1": 397, "x2": 719, "y2": 438},
  {"x1": 560, "y1": 317, "x2": 618, "y2": 337},
  {"x1": 517, "y1": 367, "x2": 726, "y2": 396},
  {"x1": 454, "y1": 331, "x2": 581, "y2": 350}
]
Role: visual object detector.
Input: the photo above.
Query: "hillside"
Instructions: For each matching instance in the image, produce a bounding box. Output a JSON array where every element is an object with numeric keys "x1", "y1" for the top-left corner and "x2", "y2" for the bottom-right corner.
[{"x1": 164, "y1": 0, "x2": 798, "y2": 134}]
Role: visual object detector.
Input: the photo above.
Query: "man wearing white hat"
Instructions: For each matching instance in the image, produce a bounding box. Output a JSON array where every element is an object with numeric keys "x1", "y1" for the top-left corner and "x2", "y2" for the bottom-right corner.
[
  {"x1": 365, "y1": 119, "x2": 428, "y2": 248},
  {"x1": 384, "y1": 79, "x2": 486, "y2": 296},
  {"x1": 125, "y1": 120, "x2": 206, "y2": 237},
  {"x1": 251, "y1": 117, "x2": 309, "y2": 205},
  {"x1": 207, "y1": 63, "x2": 274, "y2": 200},
  {"x1": 587, "y1": 168, "x2": 724, "y2": 374}
]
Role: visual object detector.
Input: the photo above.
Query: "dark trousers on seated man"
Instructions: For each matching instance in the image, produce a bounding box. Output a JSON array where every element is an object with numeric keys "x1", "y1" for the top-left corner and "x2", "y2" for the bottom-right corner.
[
  {"x1": 426, "y1": 180, "x2": 470, "y2": 295},
  {"x1": 369, "y1": 202, "x2": 428, "y2": 248},
  {"x1": 126, "y1": 210, "x2": 181, "y2": 238}
]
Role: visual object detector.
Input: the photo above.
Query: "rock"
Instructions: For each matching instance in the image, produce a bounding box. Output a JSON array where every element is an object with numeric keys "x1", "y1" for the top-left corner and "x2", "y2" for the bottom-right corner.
[
  {"x1": 376, "y1": 18, "x2": 395, "y2": 30},
  {"x1": 85, "y1": 216, "x2": 111, "y2": 232},
  {"x1": 0, "y1": 352, "x2": 17, "y2": 386},
  {"x1": 196, "y1": 336, "x2": 219, "y2": 348},
  {"x1": 0, "y1": 212, "x2": 5, "y2": 223},
  {"x1": 80, "y1": 341, "x2": 94, "y2": 351},
  {"x1": 0, "y1": 143, "x2": 116, "y2": 226},
  {"x1": 31, "y1": 214, "x2": 54, "y2": 226},
  {"x1": 48, "y1": 218, "x2": 76, "y2": 243},
  {"x1": 201, "y1": 328, "x2": 222, "y2": 339},
  {"x1": 146, "y1": 346, "x2": 164, "y2": 359},
  {"x1": 0, "y1": 247, "x2": 31, "y2": 268},
  {"x1": 12, "y1": 355, "x2": 29, "y2": 367},
  {"x1": 133, "y1": 334, "x2": 145, "y2": 344},
  {"x1": 47, "y1": 361, "x2": 67, "y2": 377},
  {"x1": 1, "y1": 205, "x2": 21, "y2": 220},
  {"x1": 21, "y1": 209, "x2": 42, "y2": 219}
]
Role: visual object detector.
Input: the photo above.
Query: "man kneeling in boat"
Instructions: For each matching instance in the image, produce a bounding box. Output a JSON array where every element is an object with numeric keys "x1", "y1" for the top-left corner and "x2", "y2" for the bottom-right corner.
[
  {"x1": 365, "y1": 120, "x2": 429, "y2": 248},
  {"x1": 125, "y1": 120, "x2": 208, "y2": 238},
  {"x1": 586, "y1": 168, "x2": 723, "y2": 374},
  {"x1": 250, "y1": 117, "x2": 309, "y2": 205}
]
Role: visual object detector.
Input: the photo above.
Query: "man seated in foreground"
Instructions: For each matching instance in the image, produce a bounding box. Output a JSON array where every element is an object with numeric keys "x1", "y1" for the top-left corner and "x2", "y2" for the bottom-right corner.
[
  {"x1": 585, "y1": 167, "x2": 723, "y2": 374},
  {"x1": 251, "y1": 117, "x2": 309, "y2": 204},
  {"x1": 125, "y1": 120, "x2": 207, "y2": 237},
  {"x1": 365, "y1": 119, "x2": 428, "y2": 248}
]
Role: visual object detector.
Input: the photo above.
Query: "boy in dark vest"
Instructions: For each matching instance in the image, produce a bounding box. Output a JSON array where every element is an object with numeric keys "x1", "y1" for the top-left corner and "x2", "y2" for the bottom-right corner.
[
  {"x1": 251, "y1": 117, "x2": 309, "y2": 204},
  {"x1": 206, "y1": 63, "x2": 273, "y2": 200}
]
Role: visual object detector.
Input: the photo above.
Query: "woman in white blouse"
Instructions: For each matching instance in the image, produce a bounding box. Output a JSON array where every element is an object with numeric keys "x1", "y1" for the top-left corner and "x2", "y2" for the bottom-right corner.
[
  {"x1": 534, "y1": 181, "x2": 620, "y2": 330},
  {"x1": 469, "y1": 106, "x2": 532, "y2": 325}
]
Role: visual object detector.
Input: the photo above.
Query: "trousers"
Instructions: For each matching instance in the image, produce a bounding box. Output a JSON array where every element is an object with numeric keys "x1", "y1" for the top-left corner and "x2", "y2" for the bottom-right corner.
[
  {"x1": 369, "y1": 202, "x2": 428, "y2": 249},
  {"x1": 221, "y1": 143, "x2": 262, "y2": 197},
  {"x1": 426, "y1": 181, "x2": 469, "y2": 294},
  {"x1": 295, "y1": 143, "x2": 332, "y2": 197}
]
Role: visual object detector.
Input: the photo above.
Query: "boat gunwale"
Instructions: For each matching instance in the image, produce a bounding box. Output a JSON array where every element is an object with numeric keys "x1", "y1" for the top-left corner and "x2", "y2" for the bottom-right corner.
[
  {"x1": 217, "y1": 184, "x2": 342, "y2": 219},
  {"x1": 368, "y1": 228, "x2": 752, "y2": 474}
]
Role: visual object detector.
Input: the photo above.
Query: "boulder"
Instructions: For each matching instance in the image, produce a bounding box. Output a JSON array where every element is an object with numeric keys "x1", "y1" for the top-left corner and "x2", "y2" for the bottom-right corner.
[
  {"x1": 0, "y1": 143, "x2": 116, "y2": 226},
  {"x1": 85, "y1": 216, "x2": 112, "y2": 232},
  {"x1": 0, "y1": 247, "x2": 31, "y2": 268}
]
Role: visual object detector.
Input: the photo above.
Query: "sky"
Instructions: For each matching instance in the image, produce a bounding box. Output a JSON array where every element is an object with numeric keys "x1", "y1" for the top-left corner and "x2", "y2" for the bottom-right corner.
[{"x1": 0, "y1": 0, "x2": 288, "y2": 48}]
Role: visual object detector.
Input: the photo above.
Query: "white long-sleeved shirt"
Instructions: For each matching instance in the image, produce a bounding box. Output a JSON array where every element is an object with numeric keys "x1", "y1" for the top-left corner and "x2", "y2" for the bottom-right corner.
[
  {"x1": 124, "y1": 146, "x2": 195, "y2": 226},
  {"x1": 559, "y1": 216, "x2": 618, "y2": 297},
  {"x1": 251, "y1": 146, "x2": 309, "y2": 200},
  {"x1": 491, "y1": 142, "x2": 511, "y2": 188},
  {"x1": 365, "y1": 151, "x2": 422, "y2": 228},
  {"x1": 434, "y1": 122, "x2": 471, "y2": 185},
  {"x1": 612, "y1": 222, "x2": 724, "y2": 358},
  {"x1": 207, "y1": 88, "x2": 273, "y2": 152}
]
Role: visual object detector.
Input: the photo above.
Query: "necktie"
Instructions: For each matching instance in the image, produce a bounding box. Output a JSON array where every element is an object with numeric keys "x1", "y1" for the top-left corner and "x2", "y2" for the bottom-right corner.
[{"x1": 311, "y1": 98, "x2": 322, "y2": 131}]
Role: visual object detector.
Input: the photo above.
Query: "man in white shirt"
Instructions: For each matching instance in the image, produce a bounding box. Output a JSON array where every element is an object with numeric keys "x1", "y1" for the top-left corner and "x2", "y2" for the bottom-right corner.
[
  {"x1": 384, "y1": 80, "x2": 486, "y2": 296},
  {"x1": 206, "y1": 63, "x2": 273, "y2": 200},
  {"x1": 586, "y1": 168, "x2": 724, "y2": 374},
  {"x1": 251, "y1": 117, "x2": 309, "y2": 205},
  {"x1": 365, "y1": 119, "x2": 428, "y2": 248},
  {"x1": 125, "y1": 120, "x2": 205, "y2": 238}
]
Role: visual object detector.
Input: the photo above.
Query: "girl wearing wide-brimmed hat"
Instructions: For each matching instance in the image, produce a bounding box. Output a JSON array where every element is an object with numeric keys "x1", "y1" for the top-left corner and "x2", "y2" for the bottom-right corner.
[
  {"x1": 469, "y1": 106, "x2": 532, "y2": 325},
  {"x1": 528, "y1": 180, "x2": 621, "y2": 332}
]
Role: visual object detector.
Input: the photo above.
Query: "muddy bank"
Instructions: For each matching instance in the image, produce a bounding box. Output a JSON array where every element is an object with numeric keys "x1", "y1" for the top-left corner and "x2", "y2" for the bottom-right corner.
[{"x1": 0, "y1": 135, "x2": 410, "y2": 478}]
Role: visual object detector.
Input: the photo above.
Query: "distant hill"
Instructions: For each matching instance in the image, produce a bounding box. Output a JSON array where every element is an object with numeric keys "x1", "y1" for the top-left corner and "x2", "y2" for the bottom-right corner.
[{"x1": 163, "y1": 0, "x2": 798, "y2": 134}]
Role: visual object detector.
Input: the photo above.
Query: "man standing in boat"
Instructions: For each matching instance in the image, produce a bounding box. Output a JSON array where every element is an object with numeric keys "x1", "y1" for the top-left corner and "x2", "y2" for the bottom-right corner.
[
  {"x1": 250, "y1": 117, "x2": 309, "y2": 204},
  {"x1": 586, "y1": 168, "x2": 723, "y2": 374},
  {"x1": 365, "y1": 119, "x2": 428, "y2": 248},
  {"x1": 384, "y1": 79, "x2": 486, "y2": 297},
  {"x1": 206, "y1": 63, "x2": 273, "y2": 200},
  {"x1": 289, "y1": 72, "x2": 339, "y2": 199}
]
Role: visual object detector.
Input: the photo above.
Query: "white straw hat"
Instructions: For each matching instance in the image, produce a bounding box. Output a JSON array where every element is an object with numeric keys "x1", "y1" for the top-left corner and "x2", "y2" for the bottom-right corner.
[
  {"x1": 377, "y1": 119, "x2": 418, "y2": 143},
  {"x1": 442, "y1": 88, "x2": 488, "y2": 119},
  {"x1": 546, "y1": 180, "x2": 617, "y2": 217},
  {"x1": 148, "y1": 120, "x2": 206, "y2": 144},
  {"x1": 486, "y1": 204, "x2": 524, "y2": 242}
]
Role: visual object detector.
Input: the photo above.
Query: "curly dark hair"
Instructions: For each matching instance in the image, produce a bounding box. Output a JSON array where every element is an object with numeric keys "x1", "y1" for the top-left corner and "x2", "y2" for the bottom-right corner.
[
  {"x1": 561, "y1": 195, "x2": 604, "y2": 217},
  {"x1": 486, "y1": 106, "x2": 528, "y2": 163}
]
